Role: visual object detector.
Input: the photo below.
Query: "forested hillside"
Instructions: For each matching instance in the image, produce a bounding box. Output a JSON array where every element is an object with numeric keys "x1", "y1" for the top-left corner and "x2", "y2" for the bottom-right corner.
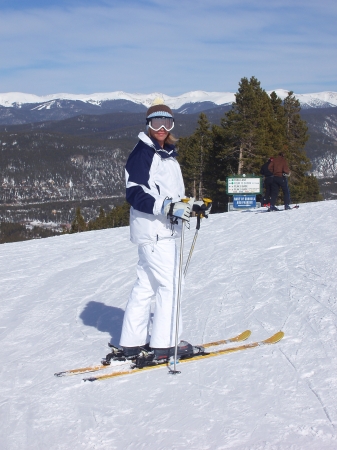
[
  {"x1": 0, "y1": 78, "x2": 335, "y2": 235},
  {"x1": 0, "y1": 132, "x2": 127, "y2": 203}
]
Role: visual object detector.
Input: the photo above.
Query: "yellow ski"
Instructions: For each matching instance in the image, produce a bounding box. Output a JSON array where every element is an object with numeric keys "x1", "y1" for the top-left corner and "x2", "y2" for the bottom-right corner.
[
  {"x1": 203, "y1": 329, "x2": 252, "y2": 348},
  {"x1": 83, "y1": 331, "x2": 284, "y2": 382},
  {"x1": 54, "y1": 329, "x2": 251, "y2": 377}
]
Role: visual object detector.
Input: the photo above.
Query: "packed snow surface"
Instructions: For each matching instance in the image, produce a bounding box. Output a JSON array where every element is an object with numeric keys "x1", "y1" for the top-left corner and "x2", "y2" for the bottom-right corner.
[{"x1": 1, "y1": 201, "x2": 337, "y2": 449}]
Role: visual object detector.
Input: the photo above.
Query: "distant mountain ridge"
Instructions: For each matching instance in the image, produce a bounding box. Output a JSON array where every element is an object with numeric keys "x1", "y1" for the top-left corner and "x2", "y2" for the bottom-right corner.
[
  {"x1": 1, "y1": 89, "x2": 337, "y2": 110},
  {"x1": 1, "y1": 89, "x2": 336, "y2": 127},
  {"x1": 0, "y1": 90, "x2": 234, "y2": 109}
]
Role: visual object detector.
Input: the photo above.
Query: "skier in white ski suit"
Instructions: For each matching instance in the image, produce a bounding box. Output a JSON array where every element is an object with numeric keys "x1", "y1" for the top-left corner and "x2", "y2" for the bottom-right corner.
[{"x1": 119, "y1": 101, "x2": 196, "y2": 359}]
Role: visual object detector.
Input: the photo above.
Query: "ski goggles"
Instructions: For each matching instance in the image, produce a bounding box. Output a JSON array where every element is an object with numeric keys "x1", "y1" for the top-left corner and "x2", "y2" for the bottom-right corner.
[{"x1": 146, "y1": 116, "x2": 175, "y2": 132}]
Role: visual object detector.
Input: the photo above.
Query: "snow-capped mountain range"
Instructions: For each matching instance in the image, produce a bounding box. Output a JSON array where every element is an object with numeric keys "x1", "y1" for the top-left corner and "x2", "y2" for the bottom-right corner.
[{"x1": 1, "y1": 89, "x2": 337, "y2": 110}]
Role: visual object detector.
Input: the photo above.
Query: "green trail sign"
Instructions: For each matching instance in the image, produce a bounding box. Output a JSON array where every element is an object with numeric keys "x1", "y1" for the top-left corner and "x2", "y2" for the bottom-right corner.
[{"x1": 226, "y1": 175, "x2": 263, "y2": 195}]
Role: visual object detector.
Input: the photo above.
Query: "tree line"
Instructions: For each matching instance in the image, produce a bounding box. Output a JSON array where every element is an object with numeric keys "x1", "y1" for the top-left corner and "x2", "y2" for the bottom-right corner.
[
  {"x1": 0, "y1": 222, "x2": 61, "y2": 244},
  {"x1": 69, "y1": 202, "x2": 130, "y2": 233},
  {"x1": 177, "y1": 76, "x2": 322, "y2": 211}
]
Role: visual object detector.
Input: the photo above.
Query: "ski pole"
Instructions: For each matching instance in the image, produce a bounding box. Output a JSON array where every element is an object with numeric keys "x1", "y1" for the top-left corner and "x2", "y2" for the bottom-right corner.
[
  {"x1": 170, "y1": 217, "x2": 185, "y2": 375},
  {"x1": 183, "y1": 213, "x2": 201, "y2": 277},
  {"x1": 170, "y1": 198, "x2": 211, "y2": 374},
  {"x1": 183, "y1": 198, "x2": 212, "y2": 278}
]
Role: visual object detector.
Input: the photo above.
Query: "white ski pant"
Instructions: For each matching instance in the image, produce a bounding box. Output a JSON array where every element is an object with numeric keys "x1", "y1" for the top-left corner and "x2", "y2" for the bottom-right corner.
[{"x1": 119, "y1": 238, "x2": 183, "y2": 348}]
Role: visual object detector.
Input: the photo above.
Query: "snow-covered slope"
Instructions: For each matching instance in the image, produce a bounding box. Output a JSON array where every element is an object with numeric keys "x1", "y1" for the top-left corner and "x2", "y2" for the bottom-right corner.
[
  {"x1": 1, "y1": 89, "x2": 337, "y2": 110},
  {"x1": 1, "y1": 201, "x2": 337, "y2": 449}
]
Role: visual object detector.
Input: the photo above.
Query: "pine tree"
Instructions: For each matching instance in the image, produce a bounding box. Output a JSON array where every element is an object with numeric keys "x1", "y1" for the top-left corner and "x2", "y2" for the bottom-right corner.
[
  {"x1": 87, "y1": 206, "x2": 106, "y2": 231},
  {"x1": 203, "y1": 125, "x2": 233, "y2": 212},
  {"x1": 96, "y1": 207, "x2": 107, "y2": 229},
  {"x1": 106, "y1": 202, "x2": 130, "y2": 228},
  {"x1": 178, "y1": 113, "x2": 212, "y2": 200},
  {"x1": 86, "y1": 202, "x2": 130, "y2": 231},
  {"x1": 280, "y1": 92, "x2": 321, "y2": 203},
  {"x1": 269, "y1": 91, "x2": 288, "y2": 153},
  {"x1": 70, "y1": 207, "x2": 87, "y2": 233},
  {"x1": 216, "y1": 77, "x2": 279, "y2": 176},
  {"x1": 205, "y1": 77, "x2": 281, "y2": 210}
]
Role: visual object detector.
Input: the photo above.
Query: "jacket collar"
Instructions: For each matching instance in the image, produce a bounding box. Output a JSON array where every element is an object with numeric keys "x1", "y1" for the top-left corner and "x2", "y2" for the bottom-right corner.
[{"x1": 138, "y1": 132, "x2": 178, "y2": 158}]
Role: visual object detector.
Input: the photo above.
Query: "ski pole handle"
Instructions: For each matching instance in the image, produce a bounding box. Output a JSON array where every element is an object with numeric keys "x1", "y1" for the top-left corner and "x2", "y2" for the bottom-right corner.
[
  {"x1": 201, "y1": 198, "x2": 212, "y2": 217},
  {"x1": 196, "y1": 198, "x2": 212, "y2": 229},
  {"x1": 203, "y1": 198, "x2": 212, "y2": 206},
  {"x1": 181, "y1": 197, "x2": 212, "y2": 230}
]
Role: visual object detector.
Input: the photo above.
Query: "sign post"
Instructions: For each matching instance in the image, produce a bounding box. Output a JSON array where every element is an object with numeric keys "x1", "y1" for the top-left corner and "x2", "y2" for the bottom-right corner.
[
  {"x1": 233, "y1": 195, "x2": 256, "y2": 209},
  {"x1": 226, "y1": 175, "x2": 263, "y2": 211}
]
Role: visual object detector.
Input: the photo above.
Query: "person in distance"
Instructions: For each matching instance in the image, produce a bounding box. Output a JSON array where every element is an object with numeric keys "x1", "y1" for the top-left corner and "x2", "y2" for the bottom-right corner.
[
  {"x1": 268, "y1": 152, "x2": 291, "y2": 211},
  {"x1": 260, "y1": 157, "x2": 274, "y2": 207}
]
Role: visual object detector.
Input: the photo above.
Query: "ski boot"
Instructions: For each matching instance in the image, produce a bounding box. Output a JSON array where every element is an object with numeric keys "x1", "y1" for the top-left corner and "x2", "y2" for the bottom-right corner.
[
  {"x1": 134, "y1": 341, "x2": 205, "y2": 369},
  {"x1": 102, "y1": 343, "x2": 151, "y2": 365}
]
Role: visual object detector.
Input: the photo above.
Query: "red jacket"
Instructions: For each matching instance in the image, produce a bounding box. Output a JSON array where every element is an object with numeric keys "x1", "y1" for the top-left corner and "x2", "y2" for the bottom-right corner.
[{"x1": 268, "y1": 156, "x2": 290, "y2": 177}]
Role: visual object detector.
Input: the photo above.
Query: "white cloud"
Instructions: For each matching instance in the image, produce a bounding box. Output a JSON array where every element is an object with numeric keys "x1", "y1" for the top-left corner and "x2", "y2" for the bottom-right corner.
[{"x1": 0, "y1": 1, "x2": 336, "y2": 95}]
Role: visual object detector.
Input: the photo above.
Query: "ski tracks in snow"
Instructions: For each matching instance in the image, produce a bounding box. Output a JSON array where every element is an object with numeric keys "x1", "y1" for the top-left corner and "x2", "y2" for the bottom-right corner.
[
  {"x1": 1, "y1": 202, "x2": 337, "y2": 449},
  {"x1": 183, "y1": 202, "x2": 337, "y2": 446}
]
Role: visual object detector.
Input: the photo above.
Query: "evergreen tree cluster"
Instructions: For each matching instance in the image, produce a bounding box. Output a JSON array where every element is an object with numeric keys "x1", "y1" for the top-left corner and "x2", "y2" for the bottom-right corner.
[
  {"x1": 178, "y1": 77, "x2": 322, "y2": 211},
  {"x1": 69, "y1": 202, "x2": 130, "y2": 233},
  {"x1": 0, "y1": 222, "x2": 61, "y2": 244}
]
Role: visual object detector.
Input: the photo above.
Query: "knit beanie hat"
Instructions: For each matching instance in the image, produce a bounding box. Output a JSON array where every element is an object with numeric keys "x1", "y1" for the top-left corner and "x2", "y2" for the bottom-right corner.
[{"x1": 146, "y1": 98, "x2": 173, "y2": 119}]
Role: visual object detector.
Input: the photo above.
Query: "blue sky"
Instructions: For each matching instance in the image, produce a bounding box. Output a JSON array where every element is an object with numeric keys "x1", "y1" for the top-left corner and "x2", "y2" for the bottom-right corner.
[{"x1": 0, "y1": 0, "x2": 336, "y2": 95}]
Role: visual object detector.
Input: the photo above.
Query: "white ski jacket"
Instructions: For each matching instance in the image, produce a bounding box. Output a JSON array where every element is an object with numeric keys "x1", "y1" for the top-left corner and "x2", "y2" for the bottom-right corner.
[{"x1": 125, "y1": 132, "x2": 185, "y2": 245}]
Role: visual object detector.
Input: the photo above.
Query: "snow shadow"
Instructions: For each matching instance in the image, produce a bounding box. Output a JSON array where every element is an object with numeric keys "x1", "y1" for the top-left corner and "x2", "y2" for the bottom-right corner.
[{"x1": 79, "y1": 301, "x2": 124, "y2": 345}]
